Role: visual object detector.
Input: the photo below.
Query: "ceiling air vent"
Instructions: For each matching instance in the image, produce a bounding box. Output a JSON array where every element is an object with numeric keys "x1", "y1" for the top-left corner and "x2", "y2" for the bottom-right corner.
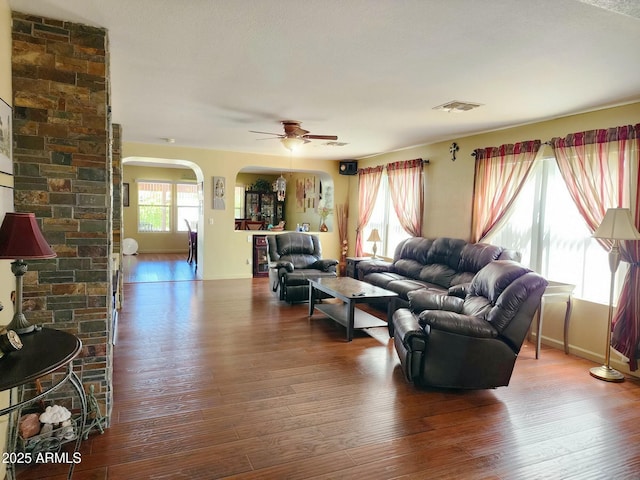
[
  {"x1": 323, "y1": 141, "x2": 349, "y2": 147},
  {"x1": 433, "y1": 101, "x2": 483, "y2": 113}
]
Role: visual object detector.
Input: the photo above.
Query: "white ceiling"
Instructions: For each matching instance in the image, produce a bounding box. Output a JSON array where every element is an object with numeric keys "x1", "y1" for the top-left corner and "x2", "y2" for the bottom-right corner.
[{"x1": 7, "y1": 0, "x2": 640, "y2": 161}]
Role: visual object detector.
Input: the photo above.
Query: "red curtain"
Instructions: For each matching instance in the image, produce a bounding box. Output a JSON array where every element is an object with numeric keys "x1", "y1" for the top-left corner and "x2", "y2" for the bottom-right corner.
[
  {"x1": 611, "y1": 126, "x2": 640, "y2": 370},
  {"x1": 551, "y1": 124, "x2": 639, "y2": 370},
  {"x1": 356, "y1": 166, "x2": 383, "y2": 256},
  {"x1": 551, "y1": 128, "x2": 630, "y2": 250},
  {"x1": 387, "y1": 159, "x2": 425, "y2": 237},
  {"x1": 470, "y1": 140, "x2": 541, "y2": 242}
]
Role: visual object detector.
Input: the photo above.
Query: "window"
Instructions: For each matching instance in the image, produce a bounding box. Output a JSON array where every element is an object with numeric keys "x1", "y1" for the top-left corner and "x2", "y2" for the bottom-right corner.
[
  {"x1": 365, "y1": 172, "x2": 411, "y2": 258},
  {"x1": 137, "y1": 181, "x2": 199, "y2": 233},
  {"x1": 485, "y1": 157, "x2": 626, "y2": 304},
  {"x1": 176, "y1": 183, "x2": 199, "y2": 231},
  {"x1": 234, "y1": 186, "x2": 245, "y2": 219},
  {"x1": 138, "y1": 182, "x2": 171, "y2": 232}
]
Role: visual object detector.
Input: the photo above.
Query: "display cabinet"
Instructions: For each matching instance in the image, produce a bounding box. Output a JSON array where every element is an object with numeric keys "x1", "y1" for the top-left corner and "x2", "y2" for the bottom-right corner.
[
  {"x1": 245, "y1": 191, "x2": 284, "y2": 227},
  {"x1": 253, "y1": 235, "x2": 269, "y2": 277}
]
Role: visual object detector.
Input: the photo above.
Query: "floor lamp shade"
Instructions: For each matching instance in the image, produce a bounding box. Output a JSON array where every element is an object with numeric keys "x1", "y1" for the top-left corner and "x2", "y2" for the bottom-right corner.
[
  {"x1": 593, "y1": 208, "x2": 640, "y2": 241},
  {"x1": 590, "y1": 208, "x2": 640, "y2": 382},
  {"x1": 0, "y1": 213, "x2": 56, "y2": 334}
]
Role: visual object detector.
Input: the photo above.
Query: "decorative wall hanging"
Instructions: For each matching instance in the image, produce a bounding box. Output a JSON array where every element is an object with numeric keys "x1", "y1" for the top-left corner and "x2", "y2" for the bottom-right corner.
[
  {"x1": 0, "y1": 98, "x2": 12, "y2": 175},
  {"x1": 450, "y1": 142, "x2": 459, "y2": 161},
  {"x1": 304, "y1": 176, "x2": 316, "y2": 211},
  {"x1": 213, "y1": 176, "x2": 226, "y2": 210},
  {"x1": 274, "y1": 174, "x2": 287, "y2": 201},
  {"x1": 295, "y1": 178, "x2": 305, "y2": 212}
]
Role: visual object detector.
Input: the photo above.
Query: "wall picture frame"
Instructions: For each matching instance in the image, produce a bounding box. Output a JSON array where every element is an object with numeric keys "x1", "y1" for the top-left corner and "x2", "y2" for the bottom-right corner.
[
  {"x1": 123, "y1": 183, "x2": 130, "y2": 207},
  {"x1": 213, "y1": 176, "x2": 225, "y2": 210},
  {"x1": 0, "y1": 98, "x2": 12, "y2": 175}
]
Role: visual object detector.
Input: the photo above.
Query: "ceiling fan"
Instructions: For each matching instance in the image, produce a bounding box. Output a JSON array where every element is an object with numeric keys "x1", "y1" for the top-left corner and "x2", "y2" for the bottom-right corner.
[{"x1": 250, "y1": 121, "x2": 338, "y2": 151}]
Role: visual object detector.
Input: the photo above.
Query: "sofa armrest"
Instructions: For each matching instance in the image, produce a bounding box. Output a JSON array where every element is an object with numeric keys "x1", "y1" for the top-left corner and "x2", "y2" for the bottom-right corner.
[
  {"x1": 407, "y1": 289, "x2": 464, "y2": 314},
  {"x1": 270, "y1": 260, "x2": 294, "y2": 273},
  {"x1": 311, "y1": 259, "x2": 339, "y2": 272},
  {"x1": 392, "y1": 308, "x2": 428, "y2": 350},
  {"x1": 357, "y1": 259, "x2": 393, "y2": 279},
  {"x1": 418, "y1": 310, "x2": 498, "y2": 339}
]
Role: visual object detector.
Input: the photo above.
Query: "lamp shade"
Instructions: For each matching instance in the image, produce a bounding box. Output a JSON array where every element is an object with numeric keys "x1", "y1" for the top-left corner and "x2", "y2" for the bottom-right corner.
[
  {"x1": 593, "y1": 208, "x2": 640, "y2": 241},
  {"x1": 281, "y1": 136, "x2": 304, "y2": 152},
  {"x1": 0, "y1": 213, "x2": 56, "y2": 259},
  {"x1": 367, "y1": 228, "x2": 381, "y2": 243}
]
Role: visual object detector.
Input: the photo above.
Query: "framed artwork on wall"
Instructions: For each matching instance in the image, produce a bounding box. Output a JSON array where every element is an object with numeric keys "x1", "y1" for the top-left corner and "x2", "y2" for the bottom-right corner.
[
  {"x1": 123, "y1": 183, "x2": 130, "y2": 207},
  {"x1": 0, "y1": 98, "x2": 12, "y2": 175},
  {"x1": 213, "y1": 176, "x2": 225, "y2": 210}
]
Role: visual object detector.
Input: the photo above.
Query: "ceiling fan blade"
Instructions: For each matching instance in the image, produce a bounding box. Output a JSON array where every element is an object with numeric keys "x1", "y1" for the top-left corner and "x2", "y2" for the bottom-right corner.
[
  {"x1": 304, "y1": 134, "x2": 338, "y2": 140},
  {"x1": 249, "y1": 130, "x2": 284, "y2": 137}
]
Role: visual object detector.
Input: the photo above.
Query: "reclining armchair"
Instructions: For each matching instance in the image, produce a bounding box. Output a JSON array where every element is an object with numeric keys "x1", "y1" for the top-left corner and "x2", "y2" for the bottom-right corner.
[
  {"x1": 267, "y1": 232, "x2": 338, "y2": 303},
  {"x1": 392, "y1": 260, "x2": 547, "y2": 389}
]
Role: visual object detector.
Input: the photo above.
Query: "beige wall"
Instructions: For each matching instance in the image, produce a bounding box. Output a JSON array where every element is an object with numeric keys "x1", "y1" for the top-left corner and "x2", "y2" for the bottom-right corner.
[{"x1": 0, "y1": 0, "x2": 11, "y2": 472}]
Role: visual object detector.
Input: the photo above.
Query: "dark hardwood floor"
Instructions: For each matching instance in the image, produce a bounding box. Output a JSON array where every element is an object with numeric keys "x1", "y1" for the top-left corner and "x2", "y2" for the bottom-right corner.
[
  {"x1": 121, "y1": 252, "x2": 198, "y2": 283},
  {"x1": 18, "y1": 255, "x2": 640, "y2": 479}
]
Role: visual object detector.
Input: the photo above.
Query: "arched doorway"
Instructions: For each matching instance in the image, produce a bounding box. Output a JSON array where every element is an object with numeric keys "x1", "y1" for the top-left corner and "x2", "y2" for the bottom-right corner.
[{"x1": 121, "y1": 156, "x2": 205, "y2": 282}]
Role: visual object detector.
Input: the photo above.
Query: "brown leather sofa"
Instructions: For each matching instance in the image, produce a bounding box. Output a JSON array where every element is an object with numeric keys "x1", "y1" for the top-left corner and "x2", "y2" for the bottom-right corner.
[
  {"x1": 357, "y1": 237, "x2": 521, "y2": 309},
  {"x1": 392, "y1": 260, "x2": 547, "y2": 389},
  {"x1": 267, "y1": 232, "x2": 338, "y2": 303}
]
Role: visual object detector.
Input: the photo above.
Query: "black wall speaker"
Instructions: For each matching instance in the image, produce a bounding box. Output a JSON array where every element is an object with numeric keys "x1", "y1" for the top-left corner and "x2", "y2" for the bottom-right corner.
[{"x1": 339, "y1": 160, "x2": 358, "y2": 175}]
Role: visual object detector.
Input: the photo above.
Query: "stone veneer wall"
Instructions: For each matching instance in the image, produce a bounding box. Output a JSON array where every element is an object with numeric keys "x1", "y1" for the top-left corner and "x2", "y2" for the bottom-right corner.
[{"x1": 11, "y1": 12, "x2": 113, "y2": 418}]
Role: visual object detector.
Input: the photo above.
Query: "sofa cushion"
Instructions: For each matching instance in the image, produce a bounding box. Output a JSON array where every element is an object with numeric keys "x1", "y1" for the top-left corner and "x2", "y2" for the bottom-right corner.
[
  {"x1": 364, "y1": 272, "x2": 406, "y2": 289},
  {"x1": 418, "y1": 263, "x2": 457, "y2": 288},
  {"x1": 418, "y1": 311, "x2": 499, "y2": 339},
  {"x1": 426, "y1": 238, "x2": 467, "y2": 270},
  {"x1": 394, "y1": 237, "x2": 433, "y2": 264},
  {"x1": 385, "y1": 279, "x2": 430, "y2": 300},
  {"x1": 408, "y1": 289, "x2": 463, "y2": 314},
  {"x1": 461, "y1": 295, "x2": 493, "y2": 318},
  {"x1": 458, "y1": 243, "x2": 504, "y2": 273},
  {"x1": 449, "y1": 271, "x2": 476, "y2": 287},
  {"x1": 487, "y1": 271, "x2": 548, "y2": 333},
  {"x1": 469, "y1": 260, "x2": 531, "y2": 304},
  {"x1": 394, "y1": 258, "x2": 425, "y2": 279}
]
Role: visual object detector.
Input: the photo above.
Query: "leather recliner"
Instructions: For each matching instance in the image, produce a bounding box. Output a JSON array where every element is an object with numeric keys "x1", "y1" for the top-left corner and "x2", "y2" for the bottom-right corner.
[
  {"x1": 267, "y1": 232, "x2": 338, "y2": 303},
  {"x1": 392, "y1": 260, "x2": 548, "y2": 389}
]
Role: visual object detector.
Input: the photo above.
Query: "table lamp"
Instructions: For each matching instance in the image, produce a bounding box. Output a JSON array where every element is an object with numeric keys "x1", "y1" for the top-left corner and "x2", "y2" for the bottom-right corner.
[
  {"x1": 591, "y1": 208, "x2": 640, "y2": 382},
  {"x1": 0, "y1": 213, "x2": 57, "y2": 334},
  {"x1": 367, "y1": 229, "x2": 381, "y2": 259}
]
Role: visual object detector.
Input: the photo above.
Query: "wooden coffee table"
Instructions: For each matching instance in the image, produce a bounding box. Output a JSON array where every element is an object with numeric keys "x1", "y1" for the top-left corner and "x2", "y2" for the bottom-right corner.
[{"x1": 308, "y1": 277, "x2": 398, "y2": 341}]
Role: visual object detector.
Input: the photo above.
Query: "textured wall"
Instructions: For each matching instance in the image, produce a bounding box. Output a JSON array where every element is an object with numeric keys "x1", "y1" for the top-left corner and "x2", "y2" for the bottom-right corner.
[{"x1": 11, "y1": 12, "x2": 113, "y2": 417}]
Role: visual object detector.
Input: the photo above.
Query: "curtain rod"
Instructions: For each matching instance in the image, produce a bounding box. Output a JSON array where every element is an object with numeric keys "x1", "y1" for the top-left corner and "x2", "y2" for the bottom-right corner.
[{"x1": 470, "y1": 141, "x2": 552, "y2": 156}]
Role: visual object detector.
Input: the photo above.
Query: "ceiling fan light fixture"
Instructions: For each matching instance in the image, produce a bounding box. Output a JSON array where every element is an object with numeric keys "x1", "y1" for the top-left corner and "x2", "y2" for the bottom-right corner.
[{"x1": 281, "y1": 136, "x2": 304, "y2": 151}]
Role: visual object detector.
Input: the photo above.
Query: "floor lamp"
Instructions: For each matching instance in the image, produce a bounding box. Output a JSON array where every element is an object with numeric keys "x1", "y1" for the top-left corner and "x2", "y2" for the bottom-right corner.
[
  {"x1": 0, "y1": 213, "x2": 57, "y2": 334},
  {"x1": 590, "y1": 208, "x2": 640, "y2": 382}
]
